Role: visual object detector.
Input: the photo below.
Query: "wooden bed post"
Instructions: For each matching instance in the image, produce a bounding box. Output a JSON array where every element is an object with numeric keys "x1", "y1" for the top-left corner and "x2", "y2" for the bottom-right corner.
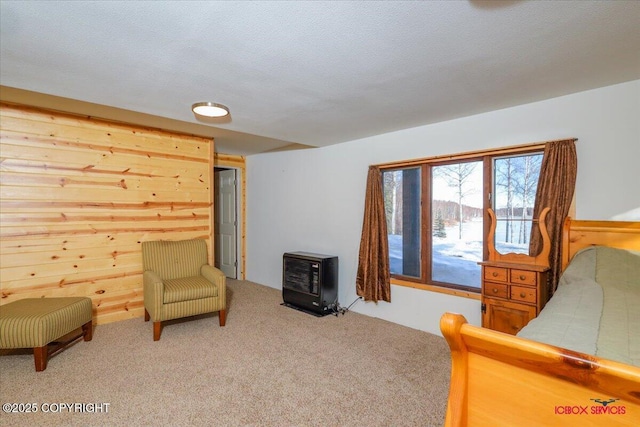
[{"x1": 440, "y1": 313, "x2": 469, "y2": 427}]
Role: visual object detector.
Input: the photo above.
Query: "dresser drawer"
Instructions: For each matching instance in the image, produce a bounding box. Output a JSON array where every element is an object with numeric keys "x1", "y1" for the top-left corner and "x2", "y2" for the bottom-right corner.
[
  {"x1": 511, "y1": 285, "x2": 537, "y2": 304},
  {"x1": 484, "y1": 266, "x2": 508, "y2": 282},
  {"x1": 511, "y1": 269, "x2": 537, "y2": 286},
  {"x1": 483, "y1": 282, "x2": 508, "y2": 299}
]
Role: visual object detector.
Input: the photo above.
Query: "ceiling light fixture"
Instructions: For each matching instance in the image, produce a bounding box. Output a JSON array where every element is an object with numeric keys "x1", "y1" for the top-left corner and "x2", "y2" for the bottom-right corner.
[{"x1": 191, "y1": 102, "x2": 230, "y2": 118}]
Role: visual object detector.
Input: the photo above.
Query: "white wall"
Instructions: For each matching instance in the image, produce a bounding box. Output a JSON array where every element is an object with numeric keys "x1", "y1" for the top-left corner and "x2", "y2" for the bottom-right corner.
[{"x1": 245, "y1": 80, "x2": 640, "y2": 336}]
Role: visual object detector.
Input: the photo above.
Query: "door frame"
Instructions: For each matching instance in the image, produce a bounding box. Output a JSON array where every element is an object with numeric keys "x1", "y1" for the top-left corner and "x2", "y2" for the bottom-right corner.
[
  {"x1": 214, "y1": 167, "x2": 239, "y2": 278},
  {"x1": 213, "y1": 154, "x2": 246, "y2": 279}
]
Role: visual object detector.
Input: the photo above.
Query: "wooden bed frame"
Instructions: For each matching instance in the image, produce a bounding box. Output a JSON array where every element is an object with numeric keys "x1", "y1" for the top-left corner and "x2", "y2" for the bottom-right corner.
[{"x1": 440, "y1": 218, "x2": 640, "y2": 426}]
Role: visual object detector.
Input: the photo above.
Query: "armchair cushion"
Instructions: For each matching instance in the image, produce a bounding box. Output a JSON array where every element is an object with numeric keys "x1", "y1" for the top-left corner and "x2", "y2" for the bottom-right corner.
[{"x1": 163, "y1": 276, "x2": 219, "y2": 304}]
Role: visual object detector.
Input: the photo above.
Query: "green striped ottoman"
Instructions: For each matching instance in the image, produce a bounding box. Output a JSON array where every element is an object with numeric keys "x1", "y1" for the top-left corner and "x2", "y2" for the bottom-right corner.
[{"x1": 0, "y1": 297, "x2": 93, "y2": 371}]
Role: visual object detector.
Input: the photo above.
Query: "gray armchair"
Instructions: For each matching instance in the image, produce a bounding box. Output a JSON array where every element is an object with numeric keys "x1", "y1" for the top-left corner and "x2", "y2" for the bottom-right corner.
[{"x1": 142, "y1": 239, "x2": 226, "y2": 341}]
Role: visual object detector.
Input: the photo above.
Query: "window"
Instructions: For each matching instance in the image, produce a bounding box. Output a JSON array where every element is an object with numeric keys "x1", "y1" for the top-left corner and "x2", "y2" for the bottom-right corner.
[
  {"x1": 431, "y1": 161, "x2": 484, "y2": 288},
  {"x1": 493, "y1": 154, "x2": 543, "y2": 255},
  {"x1": 384, "y1": 168, "x2": 421, "y2": 278},
  {"x1": 381, "y1": 146, "x2": 543, "y2": 293}
]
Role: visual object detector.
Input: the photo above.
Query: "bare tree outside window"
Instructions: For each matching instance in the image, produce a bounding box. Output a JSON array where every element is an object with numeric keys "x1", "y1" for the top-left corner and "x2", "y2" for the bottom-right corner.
[
  {"x1": 431, "y1": 161, "x2": 483, "y2": 288},
  {"x1": 494, "y1": 157, "x2": 516, "y2": 243},
  {"x1": 433, "y1": 162, "x2": 479, "y2": 239},
  {"x1": 494, "y1": 154, "x2": 543, "y2": 252},
  {"x1": 514, "y1": 155, "x2": 542, "y2": 244},
  {"x1": 383, "y1": 171, "x2": 401, "y2": 235}
]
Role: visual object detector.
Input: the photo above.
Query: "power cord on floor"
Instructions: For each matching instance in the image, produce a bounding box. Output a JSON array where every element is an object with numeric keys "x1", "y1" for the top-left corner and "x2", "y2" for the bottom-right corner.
[{"x1": 328, "y1": 296, "x2": 363, "y2": 316}]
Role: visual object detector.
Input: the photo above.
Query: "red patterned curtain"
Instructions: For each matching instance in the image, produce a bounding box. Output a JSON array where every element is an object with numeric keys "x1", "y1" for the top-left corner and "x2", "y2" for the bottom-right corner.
[
  {"x1": 356, "y1": 166, "x2": 391, "y2": 302},
  {"x1": 529, "y1": 139, "x2": 578, "y2": 295}
]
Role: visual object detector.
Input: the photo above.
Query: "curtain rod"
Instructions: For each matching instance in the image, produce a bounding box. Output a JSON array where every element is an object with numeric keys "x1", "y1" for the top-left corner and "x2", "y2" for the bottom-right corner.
[{"x1": 374, "y1": 138, "x2": 578, "y2": 169}]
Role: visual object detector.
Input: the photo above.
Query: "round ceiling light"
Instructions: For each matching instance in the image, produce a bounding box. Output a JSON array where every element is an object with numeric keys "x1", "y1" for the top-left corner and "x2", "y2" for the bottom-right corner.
[{"x1": 191, "y1": 102, "x2": 230, "y2": 118}]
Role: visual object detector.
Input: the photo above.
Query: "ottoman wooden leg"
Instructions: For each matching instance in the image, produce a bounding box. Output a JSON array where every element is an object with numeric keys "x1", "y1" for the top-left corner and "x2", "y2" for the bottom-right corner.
[
  {"x1": 34, "y1": 345, "x2": 48, "y2": 372},
  {"x1": 82, "y1": 320, "x2": 93, "y2": 341},
  {"x1": 144, "y1": 309, "x2": 150, "y2": 322}
]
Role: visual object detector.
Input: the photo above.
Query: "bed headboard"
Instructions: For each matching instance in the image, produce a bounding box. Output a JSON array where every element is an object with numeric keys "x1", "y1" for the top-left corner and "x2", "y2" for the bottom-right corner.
[{"x1": 561, "y1": 218, "x2": 640, "y2": 270}]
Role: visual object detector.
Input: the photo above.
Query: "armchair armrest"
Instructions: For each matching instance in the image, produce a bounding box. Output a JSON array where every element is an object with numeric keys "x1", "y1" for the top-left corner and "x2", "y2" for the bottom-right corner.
[
  {"x1": 143, "y1": 270, "x2": 164, "y2": 321},
  {"x1": 201, "y1": 265, "x2": 224, "y2": 284},
  {"x1": 201, "y1": 265, "x2": 226, "y2": 308}
]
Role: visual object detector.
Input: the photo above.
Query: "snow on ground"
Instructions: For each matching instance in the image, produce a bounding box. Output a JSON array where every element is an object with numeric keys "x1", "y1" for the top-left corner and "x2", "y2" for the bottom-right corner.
[{"x1": 389, "y1": 218, "x2": 531, "y2": 289}]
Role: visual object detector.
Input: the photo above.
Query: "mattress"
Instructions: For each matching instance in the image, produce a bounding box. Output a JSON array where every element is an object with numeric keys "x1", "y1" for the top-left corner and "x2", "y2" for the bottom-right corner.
[{"x1": 517, "y1": 246, "x2": 640, "y2": 367}]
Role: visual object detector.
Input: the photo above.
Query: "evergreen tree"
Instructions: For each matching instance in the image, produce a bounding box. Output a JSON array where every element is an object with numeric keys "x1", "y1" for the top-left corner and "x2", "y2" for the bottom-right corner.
[{"x1": 434, "y1": 209, "x2": 447, "y2": 238}]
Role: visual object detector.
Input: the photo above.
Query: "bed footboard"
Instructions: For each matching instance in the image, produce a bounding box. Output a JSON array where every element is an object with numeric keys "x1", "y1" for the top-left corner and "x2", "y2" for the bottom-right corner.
[{"x1": 440, "y1": 313, "x2": 640, "y2": 426}]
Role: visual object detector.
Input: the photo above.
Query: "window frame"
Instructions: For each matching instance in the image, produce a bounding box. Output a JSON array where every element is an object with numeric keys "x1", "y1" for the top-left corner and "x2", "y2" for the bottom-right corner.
[{"x1": 379, "y1": 143, "x2": 546, "y2": 299}]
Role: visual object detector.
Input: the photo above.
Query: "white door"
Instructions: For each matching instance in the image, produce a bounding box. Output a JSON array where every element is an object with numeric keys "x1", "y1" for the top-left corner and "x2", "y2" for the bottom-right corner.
[{"x1": 214, "y1": 169, "x2": 237, "y2": 278}]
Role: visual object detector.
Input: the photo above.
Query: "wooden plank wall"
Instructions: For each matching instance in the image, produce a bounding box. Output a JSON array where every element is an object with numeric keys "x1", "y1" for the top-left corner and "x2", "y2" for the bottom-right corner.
[{"x1": 0, "y1": 103, "x2": 214, "y2": 324}]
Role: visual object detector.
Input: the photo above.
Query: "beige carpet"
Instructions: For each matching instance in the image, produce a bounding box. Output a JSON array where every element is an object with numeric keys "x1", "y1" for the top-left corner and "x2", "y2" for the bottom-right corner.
[{"x1": 0, "y1": 279, "x2": 451, "y2": 426}]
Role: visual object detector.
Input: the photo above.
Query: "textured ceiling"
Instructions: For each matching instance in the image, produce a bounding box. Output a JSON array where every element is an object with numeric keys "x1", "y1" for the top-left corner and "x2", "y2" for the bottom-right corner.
[{"x1": 1, "y1": 1, "x2": 639, "y2": 155}]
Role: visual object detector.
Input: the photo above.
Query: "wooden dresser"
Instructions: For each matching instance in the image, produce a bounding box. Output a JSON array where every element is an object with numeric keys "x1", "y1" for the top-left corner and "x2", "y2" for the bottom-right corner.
[
  {"x1": 480, "y1": 261, "x2": 549, "y2": 335},
  {"x1": 480, "y1": 207, "x2": 551, "y2": 335}
]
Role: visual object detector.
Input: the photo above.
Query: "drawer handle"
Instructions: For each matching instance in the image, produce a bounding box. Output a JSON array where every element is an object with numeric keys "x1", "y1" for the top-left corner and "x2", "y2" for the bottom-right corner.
[
  {"x1": 492, "y1": 272, "x2": 499, "y2": 277},
  {"x1": 520, "y1": 292, "x2": 526, "y2": 298},
  {"x1": 519, "y1": 275, "x2": 526, "y2": 280},
  {"x1": 492, "y1": 288, "x2": 499, "y2": 293}
]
